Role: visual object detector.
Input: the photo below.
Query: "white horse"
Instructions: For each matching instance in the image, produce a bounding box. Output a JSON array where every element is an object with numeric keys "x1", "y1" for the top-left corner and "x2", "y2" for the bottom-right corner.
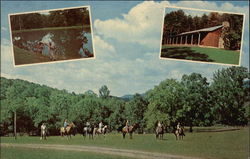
[
  {"x1": 95, "y1": 125, "x2": 108, "y2": 137},
  {"x1": 40, "y1": 124, "x2": 47, "y2": 140}
]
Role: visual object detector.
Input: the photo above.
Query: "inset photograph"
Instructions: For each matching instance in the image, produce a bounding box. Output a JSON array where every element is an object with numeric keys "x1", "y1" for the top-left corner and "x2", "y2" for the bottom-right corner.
[
  {"x1": 9, "y1": 6, "x2": 94, "y2": 66},
  {"x1": 160, "y1": 7, "x2": 244, "y2": 65}
]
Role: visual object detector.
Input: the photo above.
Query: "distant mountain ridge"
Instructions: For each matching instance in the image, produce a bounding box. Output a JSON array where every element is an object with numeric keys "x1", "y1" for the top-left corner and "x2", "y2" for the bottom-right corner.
[{"x1": 119, "y1": 93, "x2": 146, "y2": 101}]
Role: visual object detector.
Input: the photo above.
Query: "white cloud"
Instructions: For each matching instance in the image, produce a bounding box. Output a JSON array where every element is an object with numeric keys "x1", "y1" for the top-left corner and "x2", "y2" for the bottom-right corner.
[
  {"x1": 94, "y1": 1, "x2": 170, "y2": 48},
  {"x1": 1, "y1": 1, "x2": 249, "y2": 96},
  {"x1": 93, "y1": 35, "x2": 116, "y2": 59},
  {"x1": 94, "y1": 1, "x2": 248, "y2": 48}
]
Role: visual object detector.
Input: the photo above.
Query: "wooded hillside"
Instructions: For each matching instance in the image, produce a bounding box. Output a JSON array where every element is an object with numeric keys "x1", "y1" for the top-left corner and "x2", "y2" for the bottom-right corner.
[{"x1": 1, "y1": 66, "x2": 249, "y2": 135}]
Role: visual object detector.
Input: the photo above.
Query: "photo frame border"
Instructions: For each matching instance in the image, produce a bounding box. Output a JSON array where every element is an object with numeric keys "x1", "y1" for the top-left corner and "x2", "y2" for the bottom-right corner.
[
  {"x1": 159, "y1": 5, "x2": 246, "y2": 67},
  {"x1": 8, "y1": 5, "x2": 96, "y2": 67}
]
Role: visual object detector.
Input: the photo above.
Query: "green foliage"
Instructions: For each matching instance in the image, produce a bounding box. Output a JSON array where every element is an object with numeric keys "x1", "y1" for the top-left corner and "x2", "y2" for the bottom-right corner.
[
  {"x1": 181, "y1": 73, "x2": 214, "y2": 130},
  {"x1": 125, "y1": 94, "x2": 148, "y2": 133},
  {"x1": 99, "y1": 85, "x2": 110, "y2": 98},
  {"x1": 10, "y1": 8, "x2": 90, "y2": 31},
  {"x1": 0, "y1": 66, "x2": 249, "y2": 135},
  {"x1": 145, "y1": 79, "x2": 184, "y2": 130},
  {"x1": 224, "y1": 30, "x2": 241, "y2": 50},
  {"x1": 211, "y1": 66, "x2": 249, "y2": 125}
]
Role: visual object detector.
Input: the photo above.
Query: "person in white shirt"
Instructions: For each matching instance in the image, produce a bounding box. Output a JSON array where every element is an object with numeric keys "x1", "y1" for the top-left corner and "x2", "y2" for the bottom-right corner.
[{"x1": 99, "y1": 121, "x2": 103, "y2": 133}]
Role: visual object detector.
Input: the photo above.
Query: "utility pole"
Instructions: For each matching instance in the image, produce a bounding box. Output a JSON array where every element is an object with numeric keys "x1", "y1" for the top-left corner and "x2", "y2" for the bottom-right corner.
[{"x1": 14, "y1": 111, "x2": 17, "y2": 140}]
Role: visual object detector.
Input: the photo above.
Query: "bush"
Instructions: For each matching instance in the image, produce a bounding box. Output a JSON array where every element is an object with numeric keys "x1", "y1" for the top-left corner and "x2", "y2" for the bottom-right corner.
[{"x1": 223, "y1": 30, "x2": 241, "y2": 50}]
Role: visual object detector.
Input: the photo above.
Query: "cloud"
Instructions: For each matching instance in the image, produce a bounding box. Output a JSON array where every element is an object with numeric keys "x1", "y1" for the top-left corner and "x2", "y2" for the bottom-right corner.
[
  {"x1": 94, "y1": 1, "x2": 248, "y2": 48},
  {"x1": 93, "y1": 35, "x2": 116, "y2": 59},
  {"x1": 1, "y1": 44, "x2": 14, "y2": 71},
  {"x1": 1, "y1": 1, "x2": 249, "y2": 96},
  {"x1": 94, "y1": 1, "x2": 170, "y2": 48}
]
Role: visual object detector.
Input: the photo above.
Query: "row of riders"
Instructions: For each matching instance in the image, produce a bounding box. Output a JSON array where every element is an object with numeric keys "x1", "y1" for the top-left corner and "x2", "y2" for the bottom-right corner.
[
  {"x1": 40, "y1": 120, "x2": 185, "y2": 140},
  {"x1": 156, "y1": 121, "x2": 185, "y2": 140}
]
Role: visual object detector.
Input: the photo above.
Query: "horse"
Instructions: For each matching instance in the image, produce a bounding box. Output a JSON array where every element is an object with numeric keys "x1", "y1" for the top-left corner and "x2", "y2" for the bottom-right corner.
[
  {"x1": 40, "y1": 126, "x2": 47, "y2": 140},
  {"x1": 117, "y1": 125, "x2": 124, "y2": 133},
  {"x1": 60, "y1": 122, "x2": 75, "y2": 139},
  {"x1": 83, "y1": 125, "x2": 94, "y2": 139},
  {"x1": 174, "y1": 127, "x2": 185, "y2": 140},
  {"x1": 121, "y1": 124, "x2": 137, "y2": 139},
  {"x1": 155, "y1": 125, "x2": 164, "y2": 140},
  {"x1": 95, "y1": 125, "x2": 108, "y2": 138}
]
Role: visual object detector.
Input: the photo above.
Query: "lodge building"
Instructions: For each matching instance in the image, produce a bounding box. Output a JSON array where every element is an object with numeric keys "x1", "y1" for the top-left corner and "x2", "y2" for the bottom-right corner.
[{"x1": 164, "y1": 21, "x2": 230, "y2": 49}]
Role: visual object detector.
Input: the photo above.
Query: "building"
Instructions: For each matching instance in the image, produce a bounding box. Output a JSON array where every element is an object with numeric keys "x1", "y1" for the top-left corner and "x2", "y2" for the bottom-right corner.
[{"x1": 165, "y1": 21, "x2": 230, "y2": 49}]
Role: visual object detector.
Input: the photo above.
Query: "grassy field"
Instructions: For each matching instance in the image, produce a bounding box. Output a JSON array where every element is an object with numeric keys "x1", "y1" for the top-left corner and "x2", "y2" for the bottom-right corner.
[
  {"x1": 12, "y1": 25, "x2": 91, "y2": 33},
  {"x1": 161, "y1": 45, "x2": 240, "y2": 65},
  {"x1": 1, "y1": 128, "x2": 248, "y2": 159},
  {"x1": 13, "y1": 46, "x2": 51, "y2": 65},
  {"x1": 1, "y1": 147, "x2": 135, "y2": 159}
]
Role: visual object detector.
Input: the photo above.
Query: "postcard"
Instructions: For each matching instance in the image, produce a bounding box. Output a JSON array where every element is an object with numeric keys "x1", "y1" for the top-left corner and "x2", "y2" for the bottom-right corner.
[{"x1": 1, "y1": 1, "x2": 249, "y2": 159}]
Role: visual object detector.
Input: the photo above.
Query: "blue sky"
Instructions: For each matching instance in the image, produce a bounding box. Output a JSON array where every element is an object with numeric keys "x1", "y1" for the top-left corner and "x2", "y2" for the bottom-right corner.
[{"x1": 1, "y1": 1, "x2": 249, "y2": 96}]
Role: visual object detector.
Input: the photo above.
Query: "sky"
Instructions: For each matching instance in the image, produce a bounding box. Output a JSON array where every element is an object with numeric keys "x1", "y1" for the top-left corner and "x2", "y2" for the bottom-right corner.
[{"x1": 1, "y1": 1, "x2": 249, "y2": 97}]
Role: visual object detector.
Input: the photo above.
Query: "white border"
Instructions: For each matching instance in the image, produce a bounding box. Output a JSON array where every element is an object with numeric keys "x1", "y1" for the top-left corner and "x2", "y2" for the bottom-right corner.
[
  {"x1": 159, "y1": 5, "x2": 245, "y2": 67},
  {"x1": 8, "y1": 5, "x2": 96, "y2": 67}
]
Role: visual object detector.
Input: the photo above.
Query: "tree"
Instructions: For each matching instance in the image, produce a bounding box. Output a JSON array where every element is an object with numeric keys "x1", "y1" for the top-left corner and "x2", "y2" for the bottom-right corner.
[
  {"x1": 145, "y1": 79, "x2": 185, "y2": 131},
  {"x1": 50, "y1": 90, "x2": 72, "y2": 128},
  {"x1": 126, "y1": 94, "x2": 148, "y2": 133},
  {"x1": 211, "y1": 66, "x2": 249, "y2": 125},
  {"x1": 223, "y1": 30, "x2": 241, "y2": 50},
  {"x1": 181, "y1": 73, "x2": 214, "y2": 132},
  {"x1": 99, "y1": 85, "x2": 110, "y2": 98},
  {"x1": 109, "y1": 99, "x2": 126, "y2": 130},
  {"x1": 193, "y1": 16, "x2": 202, "y2": 30},
  {"x1": 208, "y1": 12, "x2": 221, "y2": 27},
  {"x1": 5, "y1": 82, "x2": 27, "y2": 139},
  {"x1": 201, "y1": 14, "x2": 209, "y2": 28}
]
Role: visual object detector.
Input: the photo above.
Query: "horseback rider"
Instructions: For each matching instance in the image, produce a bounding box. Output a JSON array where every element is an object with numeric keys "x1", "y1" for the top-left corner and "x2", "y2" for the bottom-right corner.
[
  {"x1": 64, "y1": 119, "x2": 69, "y2": 131},
  {"x1": 40, "y1": 123, "x2": 46, "y2": 139},
  {"x1": 157, "y1": 121, "x2": 162, "y2": 128},
  {"x1": 177, "y1": 122, "x2": 181, "y2": 133},
  {"x1": 41, "y1": 123, "x2": 46, "y2": 132},
  {"x1": 125, "y1": 120, "x2": 130, "y2": 132},
  {"x1": 99, "y1": 121, "x2": 103, "y2": 133},
  {"x1": 86, "y1": 121, "x2": 90, "y2": 128}
]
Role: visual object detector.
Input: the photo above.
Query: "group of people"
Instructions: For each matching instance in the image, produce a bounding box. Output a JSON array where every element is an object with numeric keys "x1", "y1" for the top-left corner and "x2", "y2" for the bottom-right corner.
[
  {"x1": 36, "y1": 41, "x2": 56, "y2": 60},
  {"x1": 40, "y1": 119, "x2": 183, "y2": 136},
  {"x1": 85, "y1": 120, "x2": 106, "y2": 133},
  {"x1": 156, "y1": 121, "x2": 183, "y2": 133},
  {"x1": 13, "y1": 34, "x2": 57, "y2": 61}
]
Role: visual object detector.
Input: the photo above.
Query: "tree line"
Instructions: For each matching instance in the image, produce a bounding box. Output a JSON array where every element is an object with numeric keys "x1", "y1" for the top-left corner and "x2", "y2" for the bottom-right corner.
[
  {"x1": 0, "y1": 66, "x2": 249, "y2": 136},
  {"x1": 162, "y1": 10, "x2": 244, "y2": 50},
  {"x1": 10, "y1": 7, "x2": 90, "y2": 31}
]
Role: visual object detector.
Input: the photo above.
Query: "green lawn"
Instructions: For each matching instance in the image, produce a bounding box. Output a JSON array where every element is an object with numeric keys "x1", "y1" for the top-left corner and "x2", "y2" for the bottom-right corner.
[
  {"x1": 161, "y1": 45, "x2": 240, "y2": 65},
  {"x1": 1, "y1": 128, "x2": 248, "y2": 159},
  {"x1": 1, "y1": 147, "x2": 135, "y2": 159},
  {"x1": 13, "y1": 46, "x2": 51, "y2": 65}
]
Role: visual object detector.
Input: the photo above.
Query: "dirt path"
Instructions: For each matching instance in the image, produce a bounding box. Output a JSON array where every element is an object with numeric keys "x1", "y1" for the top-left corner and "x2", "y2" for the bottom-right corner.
[{"x1": 1, "y1": 143, "x2": 204, "y2": 159}]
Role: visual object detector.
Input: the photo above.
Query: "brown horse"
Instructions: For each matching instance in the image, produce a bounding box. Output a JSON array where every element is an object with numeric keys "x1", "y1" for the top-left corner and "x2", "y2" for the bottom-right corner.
[
  {"x1": 60, "y1": 122, "x2": 75, "y2": 139},
  {"x1": 122, "y1": 124, "x2": 137, "y2": 139},
  {"x1": 174, "y1": 127, "x2": 185, "y2": 140}
]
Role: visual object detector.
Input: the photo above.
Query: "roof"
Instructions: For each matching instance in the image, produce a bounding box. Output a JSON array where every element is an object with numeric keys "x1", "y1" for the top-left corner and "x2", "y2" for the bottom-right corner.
[{"x1": 178, "y1": 25, "x2": 223, "y2": 36}]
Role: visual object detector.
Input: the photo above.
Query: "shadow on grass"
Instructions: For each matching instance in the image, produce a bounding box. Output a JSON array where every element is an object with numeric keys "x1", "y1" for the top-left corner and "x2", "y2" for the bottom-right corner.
[{"x1": 161, "y1": 47, "x2": 214, "y2": 62}]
